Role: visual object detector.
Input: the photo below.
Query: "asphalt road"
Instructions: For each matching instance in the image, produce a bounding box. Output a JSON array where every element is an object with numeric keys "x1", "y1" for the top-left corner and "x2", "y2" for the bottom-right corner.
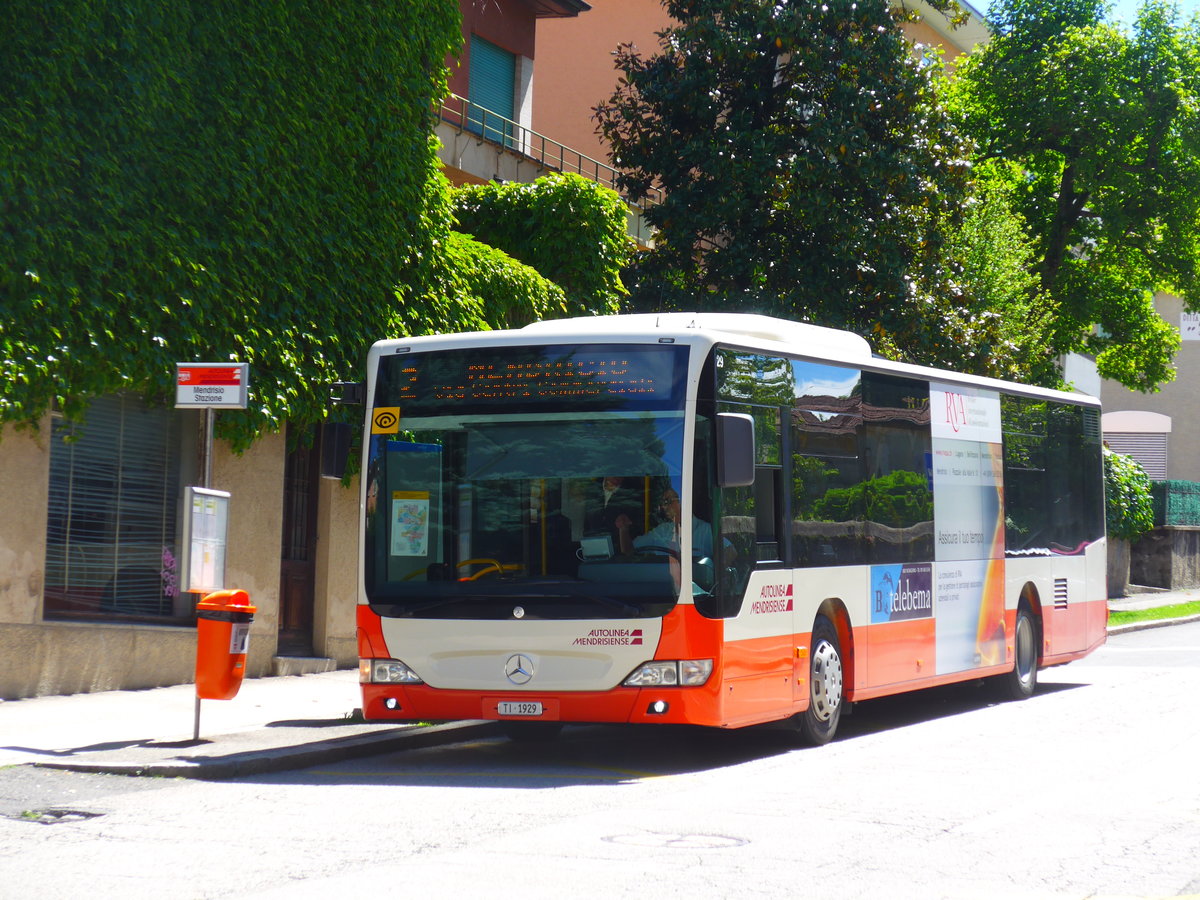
[{"x1": 2, "y1": 622, "x2": 1198, "y2": 899}]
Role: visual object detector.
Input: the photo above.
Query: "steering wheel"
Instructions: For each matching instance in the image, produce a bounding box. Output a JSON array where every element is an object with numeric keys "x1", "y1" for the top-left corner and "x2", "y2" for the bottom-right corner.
[{"x1": 634, "y1": 544, "x2": 681, "y2": 561}]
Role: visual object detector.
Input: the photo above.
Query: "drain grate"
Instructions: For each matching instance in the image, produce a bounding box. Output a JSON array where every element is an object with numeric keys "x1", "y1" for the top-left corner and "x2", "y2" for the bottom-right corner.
[{"x1": 9, "y1": 808, "x2": 105, "y2": 825}]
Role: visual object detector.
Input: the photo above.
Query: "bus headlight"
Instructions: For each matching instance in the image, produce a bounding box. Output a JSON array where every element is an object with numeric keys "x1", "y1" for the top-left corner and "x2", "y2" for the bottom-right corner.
[
  {"x1": 623, "y1": 659, "x2": 713, "y2": 687},
  {"x1": 679, "y1": 658, "x2": 714, "y2": 685},
  {"x1": 360, "y1": 658, "x2": 424, "y2": 684}
]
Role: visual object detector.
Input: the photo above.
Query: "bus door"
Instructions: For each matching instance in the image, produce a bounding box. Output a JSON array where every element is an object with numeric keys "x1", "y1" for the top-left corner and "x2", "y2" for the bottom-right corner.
[{"x1": 707, "y1": 349, "x2": 794, "y2": 720}]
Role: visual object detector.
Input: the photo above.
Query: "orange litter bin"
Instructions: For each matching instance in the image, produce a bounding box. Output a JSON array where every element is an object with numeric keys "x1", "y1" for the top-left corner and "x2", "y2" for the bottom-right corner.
[{"x1": 194, "y1": 589, "x2": 256, "y2": 700}]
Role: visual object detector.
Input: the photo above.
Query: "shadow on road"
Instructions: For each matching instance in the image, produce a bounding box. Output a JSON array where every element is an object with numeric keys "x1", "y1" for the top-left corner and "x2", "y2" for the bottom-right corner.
[
  {"x1": 243, "y1": 679, "x2": 1088, "y2": 789},
  {"x1": 836, "y1": 678, "x2": 1084, "y2": 741}
]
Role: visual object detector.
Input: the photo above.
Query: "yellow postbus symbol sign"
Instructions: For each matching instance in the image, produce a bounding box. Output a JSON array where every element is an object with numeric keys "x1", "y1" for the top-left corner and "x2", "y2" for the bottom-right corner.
[{"x1": 371, "y1": 407, "x2": 401, "y2": 434}]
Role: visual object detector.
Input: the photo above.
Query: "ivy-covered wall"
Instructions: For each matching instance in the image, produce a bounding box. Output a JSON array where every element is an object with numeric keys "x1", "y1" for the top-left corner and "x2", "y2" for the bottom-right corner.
[
  {"x1": 2, "y1": 3, "x2": 636, "y2": 453},
  {"x1": 1, "y1": 1, "x2": 468, "y2": 450}
]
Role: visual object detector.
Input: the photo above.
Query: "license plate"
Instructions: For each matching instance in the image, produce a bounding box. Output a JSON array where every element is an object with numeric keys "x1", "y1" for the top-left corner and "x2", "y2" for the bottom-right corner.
[{"x1": 498, "y1": 701, "x2": 543, "y2": 717}]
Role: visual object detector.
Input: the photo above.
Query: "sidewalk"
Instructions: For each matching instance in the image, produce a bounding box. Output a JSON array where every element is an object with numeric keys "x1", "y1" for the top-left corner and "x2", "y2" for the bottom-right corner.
[
  {"x1": 2, "y1": 589, "x2": 1196, "y2": 782},
  {"x1": 0, "y1": 668, "x2": 497, "y2": 780}
]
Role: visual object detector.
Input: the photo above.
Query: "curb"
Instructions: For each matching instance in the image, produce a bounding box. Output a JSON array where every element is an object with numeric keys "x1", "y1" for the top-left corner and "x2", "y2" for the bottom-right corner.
[
  {"x1": 1107, "y1": 612, "x2": 1200, "y2": 636},
  {"x1": 32, "y1": 720, "x2": 500, "y2": 781}
]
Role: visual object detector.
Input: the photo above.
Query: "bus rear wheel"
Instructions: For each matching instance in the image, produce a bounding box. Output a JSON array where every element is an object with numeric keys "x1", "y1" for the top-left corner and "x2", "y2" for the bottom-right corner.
[
  {"x1": 999, "y1": 606, "x2": 1038, "y2": 701},
  {"x1": 795, "y1": 615, "x2": 844, "y2": 745}
]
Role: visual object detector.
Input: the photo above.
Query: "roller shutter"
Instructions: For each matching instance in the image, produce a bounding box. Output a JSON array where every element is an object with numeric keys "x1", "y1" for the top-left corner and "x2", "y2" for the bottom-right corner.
[{"x1": 468, "y1": 35, "x2": 516, "y2": 146}]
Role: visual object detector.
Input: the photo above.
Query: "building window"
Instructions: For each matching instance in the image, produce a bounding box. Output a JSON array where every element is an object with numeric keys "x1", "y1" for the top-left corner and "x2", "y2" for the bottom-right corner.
[{"x1": 44, "y1": 394, "x2": 197, "y2": 622}]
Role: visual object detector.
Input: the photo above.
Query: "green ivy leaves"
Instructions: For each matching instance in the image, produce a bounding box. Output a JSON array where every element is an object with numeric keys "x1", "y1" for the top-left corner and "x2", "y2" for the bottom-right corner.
[
  {"x1": 1104, "y1": 448, "x2": 1155, "y2": 541},
  {"x1": 1, "y1": 0, "x2": 463, "y2": 451},
  {"x1": 451, "y1": 174, "x2": 633, "y2": 319}
]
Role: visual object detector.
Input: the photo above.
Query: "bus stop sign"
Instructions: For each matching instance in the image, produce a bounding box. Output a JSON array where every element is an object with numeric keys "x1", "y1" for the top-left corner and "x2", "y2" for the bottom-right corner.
[{"x1": 176, "y1": 363, "x2": 250, "y2": 409}]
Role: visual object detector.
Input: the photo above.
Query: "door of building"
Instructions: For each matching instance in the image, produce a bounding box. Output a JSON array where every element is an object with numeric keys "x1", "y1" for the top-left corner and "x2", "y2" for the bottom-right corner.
[{"x1": 279, "y1": 425, "x2": 320, "y2": 656}]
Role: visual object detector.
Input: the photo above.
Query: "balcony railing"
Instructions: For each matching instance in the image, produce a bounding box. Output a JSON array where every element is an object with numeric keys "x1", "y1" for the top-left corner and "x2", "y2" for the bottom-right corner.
[{"x1": 436, "y1": 93, "x2": 663, "y2": 211}]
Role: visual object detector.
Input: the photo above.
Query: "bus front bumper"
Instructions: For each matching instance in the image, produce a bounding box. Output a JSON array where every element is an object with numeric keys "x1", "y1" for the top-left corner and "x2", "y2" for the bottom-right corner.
[{"x1": 360, "y1": 682, "x2": 720, "y2": 727}]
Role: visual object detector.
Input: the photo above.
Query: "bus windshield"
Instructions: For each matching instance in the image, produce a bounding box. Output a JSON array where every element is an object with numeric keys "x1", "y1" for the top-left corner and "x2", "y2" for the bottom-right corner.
[{"x1": 364, "y1": 344, "x2": 691, "y2": 619}]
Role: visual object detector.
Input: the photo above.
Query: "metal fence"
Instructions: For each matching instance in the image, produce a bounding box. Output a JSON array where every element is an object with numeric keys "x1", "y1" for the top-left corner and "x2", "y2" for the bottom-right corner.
[
  {"x1": 436, "y1": 93, "x2": 663, "y2": 210},
  {"x1": 1151, "y1": 481, "x2": 1200, "y2": 527}
]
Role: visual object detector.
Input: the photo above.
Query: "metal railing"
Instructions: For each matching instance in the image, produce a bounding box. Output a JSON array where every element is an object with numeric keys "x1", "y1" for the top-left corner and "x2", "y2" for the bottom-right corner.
[{"x1": 436, "y1": 93, "x2": 663, "y2": 209}]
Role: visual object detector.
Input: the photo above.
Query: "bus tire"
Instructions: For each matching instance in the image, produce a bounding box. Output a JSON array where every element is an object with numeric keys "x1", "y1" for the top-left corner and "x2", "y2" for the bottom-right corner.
[
  {"x1": 796, "y1": 615, "x2": 844, "y2": 745},
  {"x1": 1000, "y1": 606, "x2": 1038, "y2": 701},
  {"x1": 502, "y1": 722, "x2": 563, "y2": 743}
]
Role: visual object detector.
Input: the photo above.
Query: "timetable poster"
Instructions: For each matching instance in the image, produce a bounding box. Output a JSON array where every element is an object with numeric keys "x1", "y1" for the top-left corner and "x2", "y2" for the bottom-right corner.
[
  {"x1": 390, "y1": 492, "x2": 430, "y2": 557},
  {"x1": 930, "y1": 385, "x2": 1007, "y2": 673},
  {"x1": 385, "y1": 442, "x2": 442, "y2": 581}
]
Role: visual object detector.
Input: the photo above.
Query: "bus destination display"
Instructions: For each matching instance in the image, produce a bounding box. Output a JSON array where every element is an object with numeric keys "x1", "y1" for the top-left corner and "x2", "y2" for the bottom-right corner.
[{"x1": 383, "y1": 344, "x2": 688, "y2": 412}]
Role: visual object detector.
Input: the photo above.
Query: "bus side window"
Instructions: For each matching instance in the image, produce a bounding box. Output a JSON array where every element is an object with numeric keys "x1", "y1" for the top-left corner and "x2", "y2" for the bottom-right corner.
[{"x1": 860, "y1": 373, "x2": 933, "y2": 564}]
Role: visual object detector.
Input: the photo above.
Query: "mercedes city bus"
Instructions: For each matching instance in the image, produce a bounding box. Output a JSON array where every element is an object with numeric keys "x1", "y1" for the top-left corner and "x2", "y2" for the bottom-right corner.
[{"x1": 354, "y1": 313, "x2": 1106, "y2": 743}]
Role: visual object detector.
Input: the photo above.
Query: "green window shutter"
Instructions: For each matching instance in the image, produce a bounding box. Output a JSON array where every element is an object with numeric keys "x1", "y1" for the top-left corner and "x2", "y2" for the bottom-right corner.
[{"x1": 468, "y1": 34, "x2": 516, "y2": 146}]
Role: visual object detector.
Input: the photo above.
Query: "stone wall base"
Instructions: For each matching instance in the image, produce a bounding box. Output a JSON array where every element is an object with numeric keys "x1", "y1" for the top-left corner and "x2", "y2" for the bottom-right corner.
[
  {"x1": 1130, "y1": 526, "x2": 1200, "y2": 591},
  {"x1": 0, "y1": 621, "x2": 274, "y2": 700}
]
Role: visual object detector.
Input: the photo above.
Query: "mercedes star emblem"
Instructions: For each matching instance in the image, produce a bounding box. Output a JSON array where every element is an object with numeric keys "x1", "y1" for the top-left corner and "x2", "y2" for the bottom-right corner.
[{"x1": 505, "y1": 653, "x2": 534, "y2": 685}]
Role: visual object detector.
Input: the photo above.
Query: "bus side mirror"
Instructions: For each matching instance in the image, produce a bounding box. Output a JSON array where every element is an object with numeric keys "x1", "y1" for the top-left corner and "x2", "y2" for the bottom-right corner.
[
  {"x1": 332, "y1": 381, "x2": 365, "y2": 405},
  {"x1": 717, "y1": 412, "x2": 755, "y2": 487}
]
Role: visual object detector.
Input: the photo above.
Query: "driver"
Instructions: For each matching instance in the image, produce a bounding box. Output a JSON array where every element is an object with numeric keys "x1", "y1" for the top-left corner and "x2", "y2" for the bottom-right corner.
[{"x1": 625, "y1": 488, "x2": 714, "y2": 557}]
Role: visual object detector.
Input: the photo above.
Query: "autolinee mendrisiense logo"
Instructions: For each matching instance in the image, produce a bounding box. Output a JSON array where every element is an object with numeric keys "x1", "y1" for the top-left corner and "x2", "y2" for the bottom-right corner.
[{"x1": 573, "y1": 628, "x2": 643, "y2": 646}]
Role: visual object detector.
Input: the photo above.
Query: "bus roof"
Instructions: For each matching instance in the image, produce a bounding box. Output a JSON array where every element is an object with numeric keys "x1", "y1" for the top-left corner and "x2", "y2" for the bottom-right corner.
[
  {"x1": 520, "y1": 312, "x2": 874, "y2": 361},
  {"x1": 370, "y1": 312, "x2": 1098, "y2": 408}
]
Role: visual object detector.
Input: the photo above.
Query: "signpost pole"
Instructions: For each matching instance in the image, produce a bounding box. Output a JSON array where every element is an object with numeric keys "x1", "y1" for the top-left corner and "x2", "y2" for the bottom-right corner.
[
  {"x1": 194, "y1": 407, "x2": 215, "y2": 741},
  {"x1": 202, "y1": 407, "x2": 214, "y2": 490},
  {"x1": 175, "y1": 361, "x2": 248, "y2": 743}
]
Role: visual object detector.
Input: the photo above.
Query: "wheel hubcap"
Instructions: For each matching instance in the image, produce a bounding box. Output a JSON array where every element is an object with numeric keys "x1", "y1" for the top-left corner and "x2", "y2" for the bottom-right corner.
[
  {"x1": 1015, "y1": 616, "x2": 1034, "y2": 685},
  {"x1": 811, "y1": 639, "x2": 843, "y2": 721}
]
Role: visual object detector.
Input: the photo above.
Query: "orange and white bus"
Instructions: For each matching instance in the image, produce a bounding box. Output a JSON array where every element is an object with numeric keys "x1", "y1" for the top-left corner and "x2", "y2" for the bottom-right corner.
[{"x1": 355, "y1": 313, "x2": 1106, "y2": 743}]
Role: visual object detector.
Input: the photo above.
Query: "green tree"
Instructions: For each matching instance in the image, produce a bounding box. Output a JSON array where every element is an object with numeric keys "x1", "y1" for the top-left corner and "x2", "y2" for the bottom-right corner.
[
  {"x1": 936, "y1": 160, "x2": 1060, "y2": 383},
  {"x1": 593, "y1": 0, "x2": 983, "y2": 363},
  {"x1": 947, "y1": 0, "x2": 1200, "y2": 391}
]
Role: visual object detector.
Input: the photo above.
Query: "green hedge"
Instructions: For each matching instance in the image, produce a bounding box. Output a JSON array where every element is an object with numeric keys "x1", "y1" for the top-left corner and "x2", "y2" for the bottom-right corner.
[
  {"x1": 451, "y1": 174, "x2": 633, "y2": 317},
  {"x1": 1104, "y1": 450, "x2": 1154, "y2": 540},
  {"x1": 441, "y1": 232, "x2": 568, "y2": 330}
]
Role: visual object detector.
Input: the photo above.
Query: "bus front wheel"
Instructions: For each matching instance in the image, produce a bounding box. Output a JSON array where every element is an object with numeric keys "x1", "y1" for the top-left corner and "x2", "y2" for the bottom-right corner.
[{"x1": 796, "y1": 615, "x2": 844, "y2": 745}]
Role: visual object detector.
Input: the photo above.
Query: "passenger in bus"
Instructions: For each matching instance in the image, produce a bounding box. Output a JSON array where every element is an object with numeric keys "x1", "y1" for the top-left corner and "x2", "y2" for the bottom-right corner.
[{"x1": 584, "y1": 475, "x2": 644, "y2": 554}]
